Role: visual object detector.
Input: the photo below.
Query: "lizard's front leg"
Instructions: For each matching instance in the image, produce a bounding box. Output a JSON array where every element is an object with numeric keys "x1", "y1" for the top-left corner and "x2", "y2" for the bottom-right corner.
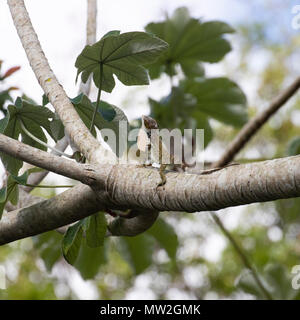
[{"x1": 157, "y1": 163, "x2": 167, "y2": 187}]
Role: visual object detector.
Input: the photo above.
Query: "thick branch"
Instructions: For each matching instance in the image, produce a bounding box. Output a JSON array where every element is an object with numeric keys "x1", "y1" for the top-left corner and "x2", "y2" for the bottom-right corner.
[
  {"x1": 0, "y1": 184, "x2": 159, "y2": 245},
  {"x1": 1, "y1": 132, "x2": 300, "y2": 213},
  {"x1": 1, "y1": 151, "x2": 300, "y2": 244},
  {"x1": 213, "y1": 76, "x2": 300, "y2": 168},
  {"x1": 0, "y1": 133, "x2": 95, "y2": 185}
]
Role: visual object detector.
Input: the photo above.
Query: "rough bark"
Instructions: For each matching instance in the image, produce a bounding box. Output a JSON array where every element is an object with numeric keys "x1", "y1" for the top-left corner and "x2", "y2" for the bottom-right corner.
[{"x1": 1, "y1": 123, "x2": 300, "y2": 245}]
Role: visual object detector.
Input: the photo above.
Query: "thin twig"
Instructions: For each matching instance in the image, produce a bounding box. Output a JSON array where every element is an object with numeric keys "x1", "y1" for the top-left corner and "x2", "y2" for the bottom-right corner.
[
  {"x1": 212, "y1": 76, "x2": 300, "y2": 168},
  {"x1": 79, "y1": 0, "x2": 97, "y2": 96},
  {"x1": 24, "y1": 183, "x2": 74, "y2": 189},
  {"x1": 24, "y1": 136, "x2": 69, "y2": 192},
  {"x1": 210, "y1": 212, "x2": 273, "y2": 300},
  {"x1": 209, "y1": 78, "x2": 300, "y2": 301},
  {"x1": 20, "y1": 120, "x2": 72, "y2": 158}
]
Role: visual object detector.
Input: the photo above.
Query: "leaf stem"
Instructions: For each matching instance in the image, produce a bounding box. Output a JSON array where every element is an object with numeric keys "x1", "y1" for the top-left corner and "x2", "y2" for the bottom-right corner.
[
  {"x1": 89, "y1": 63, "x2": 103, "y2": 132},
  {"x1": 210, "y1": 212, "x2": 273, "y2": 300},
  {"x1": 24, "y1": 183, "x2": 74, "y2": 188},
  {"x1": 20, "y1": 120, "x2": 73, "y2": 158}
]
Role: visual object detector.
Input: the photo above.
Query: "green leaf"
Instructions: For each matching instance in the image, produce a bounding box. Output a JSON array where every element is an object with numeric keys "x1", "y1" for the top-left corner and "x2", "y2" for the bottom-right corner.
[
  {"x1": 0, "y1": 89, "x2": 13, "y2": 114},
  {"x1": 0, "y1": 106, "x2": 22, "y2": 175},
  {"x1": 42, "y1": 94, "x2": 49, "y2": 106},
  {"x1": 33, "y1": 231, "x2": 62, "y2": 272},
  {"x1": 50, "y1": 118, "x2": 65, "y2": 141},
  {"x1": 120, "y1": 234, "x2": 155, "y2": 274},
  {"x1": 147, "y1": 217, "x2": 178, "y2": 261},
  {"x1": 184, "y1": 77, "x2": 248, "y2": 127},
  {"x1": 181, "y1": 61, "x2": 205, "y2": 78},
  {"x1": 21, "y1": 119, "x2": 48, "y2": 151},
  {"x1": 0, "y1": 99, "x2": 55, "y2": 175},
  {"x1": 71, "y1": 94, "x2": 128, "y2": 156},
  {"x1": 75, "y1": 31, "x2": 168, "y2": 93},
  {"x1": 97, "y1": 100, "x2": 116, "y2": 121},
  {"x1": 145, "y1": 7, "x2": 234, "y2": 79},
  {"x1": 0, "y1": 168, "x2": 42, "y2": 218},
  {"x1": 102, "y1": 30, "x2": 121, "y2": 38},
  {"x1": 71, "y1": 94, "x2": 114, "y2": 136},
  {"x1": 62, "y1": 221, "x2": 84, "y2": 265},
  {"x1": 74, "y1": 238, "x2": 108, "y2": 279},
  {"x1": 0, "y1": 187, "x2": 7, "y2": 203},
  {"x1": 149, "y1": 86, "x2": 213, "y2": 147},
  {"x1": 85, "y1": 212, "x2": 107, "y2": 248},
  {"x1": 0, "y1": 174, "x2": 21, "y2": 219},
  {"x1": 287, "y1": 137, "x2": 300, "y2": 156},
  {"x1": 0, "y1": 187, "x2": 7, "y2": 219},
  {"x1": 11, "y1": 171, "x2": 29, "y2": 185},
  {"x1": 0, "y1": 113, "x2": 10, "y2": 133}
]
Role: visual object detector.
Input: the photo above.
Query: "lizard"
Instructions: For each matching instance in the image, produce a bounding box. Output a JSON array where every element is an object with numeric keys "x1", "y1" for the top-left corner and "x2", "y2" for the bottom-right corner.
[
  {"x1": 137, "y1": 115, "x2": 240, "y2": 187},
  {"x1": 137, "y1": 115, "x2": 184, "y2": 187}
]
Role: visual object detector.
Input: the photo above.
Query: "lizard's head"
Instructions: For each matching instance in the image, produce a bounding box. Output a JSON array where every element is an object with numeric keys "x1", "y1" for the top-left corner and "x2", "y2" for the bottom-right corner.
[{"x1": 142, "y1": 115, "x2": 159, "y2": 130}]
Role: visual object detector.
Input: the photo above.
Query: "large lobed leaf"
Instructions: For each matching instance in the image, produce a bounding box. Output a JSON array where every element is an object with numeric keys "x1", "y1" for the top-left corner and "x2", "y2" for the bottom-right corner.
[
  {"x1": 75, "y1": 31, "x2": 168, "y2": 93},
  {"x1": 71, "y1": 94, "x2": 129, "y2": 156},
  {"x1": 183, "y1": 77, "x2": 248, "y2": 127},
  {"x1": 145, "y1": 7, "x2": 234, "y2": 79},
  {"x1": 0, "y1": 98, "x2": 55, "y2": 175},
  {"x1": 149, "y1": 86, "x2": 213, "y2": 147}
]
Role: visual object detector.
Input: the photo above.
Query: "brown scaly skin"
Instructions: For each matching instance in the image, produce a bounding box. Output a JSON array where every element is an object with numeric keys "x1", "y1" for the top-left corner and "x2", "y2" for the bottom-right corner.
[{"x1": 141, "y1": 115, "x2": 183, "y2": 188}]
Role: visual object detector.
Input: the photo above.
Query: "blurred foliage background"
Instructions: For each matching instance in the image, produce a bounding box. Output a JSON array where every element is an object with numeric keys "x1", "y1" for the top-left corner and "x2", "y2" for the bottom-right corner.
[{"x1": 1, "y1": 0, "x2": 300, "y2": 299}]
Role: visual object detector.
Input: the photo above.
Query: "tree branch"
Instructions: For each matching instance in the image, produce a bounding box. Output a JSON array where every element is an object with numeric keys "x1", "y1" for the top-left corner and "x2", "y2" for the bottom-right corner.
[
  {"x1": 210, "y1": 212, "x2": 273, "y2": 300},
  {"x1": 7, "y1": 0, "x2": 112, "y2": 164},
  {"x1": 0, "y1": 184, "x2": 159, "y2": 245},
  {"x1": 2, "y1": 132, "x2": 300, "y2": 213},
  {"x1": 0, "y1": 133, "x2": 95, "y2": 185},
  {"x1": 1, "y1": 148, "x2": 300, "y2": 244},
  {"x1": 79, "y1": 0, "x2": 97, "y2": 96},
  {"x1": 212, "y1": 76, "x2": 300, "y2": 168},
  {"x1": 23, "y1": 136, "x2": 69, "y2": 192}
]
